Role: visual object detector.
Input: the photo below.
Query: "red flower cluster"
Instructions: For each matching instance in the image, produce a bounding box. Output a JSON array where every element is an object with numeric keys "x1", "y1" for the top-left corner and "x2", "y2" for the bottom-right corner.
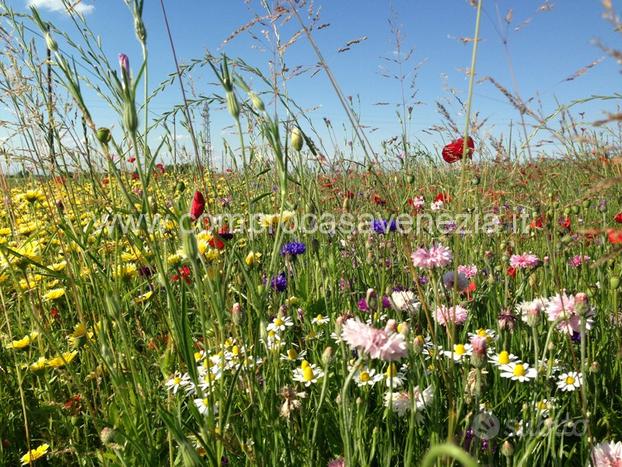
[{"x1": 442, "y1": 137, "x2": 475, "y2": 163}]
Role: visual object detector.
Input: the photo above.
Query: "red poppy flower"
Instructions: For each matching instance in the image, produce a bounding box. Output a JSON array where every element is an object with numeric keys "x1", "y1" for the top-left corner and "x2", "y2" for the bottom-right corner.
[
  {"x1": 128, "y1": 156, "x2": 136, "y2": 163},
  {"x1": 189, "y1": 191, "x2": 205, "y2": 221},
  {"x1": 435, "y1": 192, "x2": 452, "y2": 203},
  {"x1": 209, "y1": 236, "x2": 225, "y2": 250},
  {"x1": 507, "y1": 266, "x2": 517, "y2": 278},
  {"x1": 530, "y1": 216, "x2": 544, "y2": 230},
  {"x1": 560, "y1": 217, "x2": 571, "y2": 229},
  {"x1": 50, "y1": 307, "x2": 60, "y2": 320},
  {"x1": 614, "y1": 212, "x2": 622, "y2": 224},
  {"x1": 131, "y1": 172, "x2": 140, "y2": 181},
  {"x1": 102, "y1": 177, "x2": 109, "y2": 186},
  {"x1": 442, "y1": 137, "x2": 475, "y2": 163},
  {"x1": 372, "y1": 194, "x2": 386, "y2": 206},
  {"x1": 155, "y1": 163, "x2": 166, "y2": 173},
  {"x1": 608, "y1": 229, "x2": 622, "y2": 244}
]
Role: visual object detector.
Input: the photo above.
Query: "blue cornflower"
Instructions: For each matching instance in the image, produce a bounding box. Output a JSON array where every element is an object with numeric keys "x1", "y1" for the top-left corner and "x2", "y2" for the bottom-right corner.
[
  {"x1": 271, "y1": 273, "x2": 288, "y2": 292},
  {"x1": 281, "y1": 241, "x2": 306, "y2": 256},
  {"x1": 371, "y1": 218, "x2": 397, "y2": 234}
]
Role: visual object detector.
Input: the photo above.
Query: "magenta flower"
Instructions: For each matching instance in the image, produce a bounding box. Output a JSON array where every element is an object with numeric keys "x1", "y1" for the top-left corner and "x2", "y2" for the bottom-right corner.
[
  {"x1": 433, "y1": 305, "x2": 468, "y2": 326},
  {"x1": 509, "y1": 252, "x2": 539, "y2": 269},
  {"x1": 470, "y1": 335, "x2": 487, "y2": 357},
  {"x1": 457, "y1": 264, "x2": 478, "y2": 279},
  {"x1": 569, "y1": 255, "x2": 590, "y2": 268},
  {"x1": 341, "y1": 319, "x2": 407, "y2": 361}
]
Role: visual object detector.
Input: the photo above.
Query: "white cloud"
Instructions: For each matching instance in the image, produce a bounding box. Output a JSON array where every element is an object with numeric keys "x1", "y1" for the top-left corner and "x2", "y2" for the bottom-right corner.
[{"x1": 27, "y1": 0, "x2": 95, "y2": 15}]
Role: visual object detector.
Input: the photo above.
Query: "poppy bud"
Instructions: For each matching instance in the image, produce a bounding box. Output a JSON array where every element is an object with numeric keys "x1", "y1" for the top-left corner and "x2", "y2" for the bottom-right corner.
[
  {"x1": 321, "y1": 346, "x2": 333, "y2": 366},
  {"x1": 176, "y1": 181, "x2": 186, "y2": 193},
  {"x1": 96, "y1": 127, "x2": 112, "y2": 145},
  {"x1": 189, "y1": 191, "x2": 205, "y2": 221},
  {"x1": 610, "y1": 276, "x2": 620, "y2": 290},
  {"x1": 291, "y1": 127, "x2": 303, "y2": 151}
]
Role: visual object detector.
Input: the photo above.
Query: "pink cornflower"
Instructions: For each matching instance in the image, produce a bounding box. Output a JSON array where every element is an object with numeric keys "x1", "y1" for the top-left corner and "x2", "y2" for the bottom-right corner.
[
  {"x1": 411, "y1": 248, "x2": 433, "y2": 268},
  {"x1": 429, "y1": 244, "x2": 452, "y2": 267},
  {"x1": 457, "y1": 264, "x2": 478, "y2": 279},
  {"x1": 341, "y1": 319, "x2": 407, "y2": 361},
  {"x1": 591, "y1": 441, "x2": 622, "y2": 467},
  {"x1": 545, "y1": 291, "x2": 594, "y2": 335},
  {"x1": 509, "y1": 252, "x2": 540, "y2": 269},
  {"x1": 569, "y1": 255, "x2": 590, "y2": 268},
  {"x1": 434, "y1": 305, "x2": 469, "y2": 326}
]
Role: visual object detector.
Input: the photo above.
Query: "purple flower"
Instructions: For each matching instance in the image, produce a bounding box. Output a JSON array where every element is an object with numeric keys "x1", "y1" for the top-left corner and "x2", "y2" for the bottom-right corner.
[
  {"x1": 357, "y1": 298, "x2": 369, "y2": 312},
  {"x1": 442, "y1": 271, "x2": 469, "y2": 291},
  {"x1": 281, "y1": 241, "x2": 306, "y2": 256},
  {"x1": 270, "y1": 273, "x2": 287, "y2": 292}
]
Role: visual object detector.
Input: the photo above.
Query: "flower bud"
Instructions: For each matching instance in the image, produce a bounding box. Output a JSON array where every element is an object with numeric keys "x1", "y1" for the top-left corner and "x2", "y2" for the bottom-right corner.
[
  {"x1": 501, "y1": 440, "x2": 514, "y2": 457},
  {"x1": 291, "y1": 127, "x2": 303, "y2": 151},
  {"x1": 250, "y1": 92, "x2": 265, "y2": 112},
  {"x1": 321, "y1": 346, "x2": 333, "y2": 366},
  {"x1": 231, "y1": 302, "x2": 242, "y2": 325},
  {"x1": 123, "y1": 102, "x2": 138, "y2": 134},
  {"x1": 226, "y1": 91, "x2": 240, "y2": 120},
  {"x1": 413, "y1": 335, "x2": 425, "y2": 354}
]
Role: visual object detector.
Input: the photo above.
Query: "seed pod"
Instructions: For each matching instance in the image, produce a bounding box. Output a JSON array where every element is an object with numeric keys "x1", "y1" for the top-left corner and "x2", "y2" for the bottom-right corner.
[
  {"x1": 250, "y1": 92, "x2": 265, "y2": 112},
  {"x1": 45, "y1": 32, "x2": 58, "y2": 52},
  {"x1": 610, "y1": 276, "x2": 620, "y2": 290}
]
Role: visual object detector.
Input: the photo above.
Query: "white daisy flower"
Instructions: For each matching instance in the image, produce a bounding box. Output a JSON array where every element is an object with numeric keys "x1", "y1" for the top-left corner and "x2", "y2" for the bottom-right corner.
[
  {"x1": 280, "y1": 347, "x2": 306, "y2": 362},
  {"x1": 311, "y1": 314, "x2": 329, "y2": 325},
  {"x1": 467, "y1": 328, "x2": 497, "y2": 343},
  {"x1": 442, "y1": 343, "x2": 472, "y2": 362},
  {"x1": 267, "y1": 316, "x2": 293, "y2": 332},
  {"x1": 193, "y1": 397, "x2": 218, "y2": 416},
  {"x1": 499, "y1": 362, "x2": 537, "y2": 382},
  {"x1": 292, "y1": 360, "x2": 324, "y2": 387},
  {"x1": 488, "y1": 350, "x2": 519, "y2": 368},
  {"x1": 557, "y1": 371, "x2": 582, "y2": 391},
  {"x1": 383, "y1": 363, "x2": 406, "y2": 388},
  {"x1": 353, "y1": 367, "x2": 382, "y2": 387},
  {"x1": 165, "y1": 372, "x2": 191, "y2": 394}
]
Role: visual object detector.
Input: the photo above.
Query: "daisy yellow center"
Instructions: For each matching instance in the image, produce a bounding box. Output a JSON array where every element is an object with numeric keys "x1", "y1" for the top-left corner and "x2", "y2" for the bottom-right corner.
[
  {"x1": 537, "y1": 401, "x2": 547, "y2": 410},
  {"x1": 565, "y1": 376, "x2": 575, "y2": 385},
  {"x1": 287, "y1": 348, "x2": 298, "y2": 360},
  {"x1": 498, "y1": 351, "x2": 510, "y2": 365},
  {"x1": 359, "y1": 371, "x2": 370, "y2": 382},
  {"x1": 302, "y1": 366, "x2": 314, "y2": 382},
  {"x1": 232, "y1": 345, "x2": 240, "y2": 356},
  {"x1": 274, "y1": 318, "x2": 284, "y2": 327},
  {"x1": 301, "y1": 360, "x2": 309, "y2": 369},
  {"x1": 454, "y1": 344, "x2": 466, "y2": 355},
  {"x1": 513, "y1": 364, "x2": 526, "y2": 377},
  {"x1": 477, "y1": 329, "x2": 487, "y2": 337},
  {"x1": 173, "y1": 377, "x2": 181, "y2": 385}
]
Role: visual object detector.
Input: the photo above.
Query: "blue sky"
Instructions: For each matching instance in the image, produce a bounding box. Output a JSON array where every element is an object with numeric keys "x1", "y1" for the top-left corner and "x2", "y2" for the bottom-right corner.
[{"x1": 3, "y1": 0, "x2": 622, "y2": 165}]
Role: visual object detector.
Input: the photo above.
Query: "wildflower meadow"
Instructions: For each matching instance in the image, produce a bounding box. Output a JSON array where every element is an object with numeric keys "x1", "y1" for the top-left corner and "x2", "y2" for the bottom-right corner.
[{"x1": 1, "y1": 0, "x2": 622, "y2": 465}]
